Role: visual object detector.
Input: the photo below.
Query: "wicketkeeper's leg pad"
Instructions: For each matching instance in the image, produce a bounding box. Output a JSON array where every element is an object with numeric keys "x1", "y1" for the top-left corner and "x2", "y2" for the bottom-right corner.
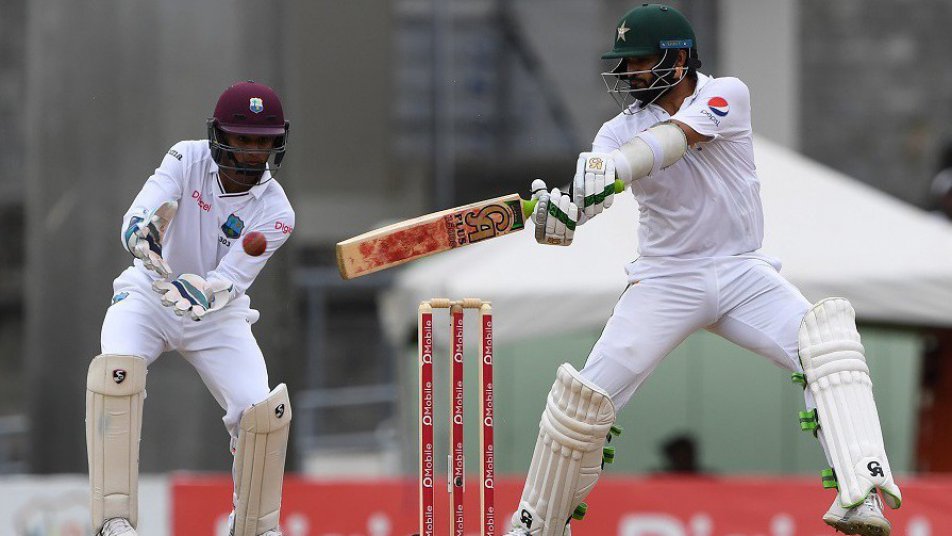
[
  {"x1": 798, "y1": 298, "x2": 902, "y2": 509},
  {"x1": 86, "y1": 354, "x2": 147, "y2": 532},
  {"x1": 511, "y1": 363, "x2": 617, "y2": 536},
  {"x1": 232, "y1": 383, "x2": 292, "y2": 536}
]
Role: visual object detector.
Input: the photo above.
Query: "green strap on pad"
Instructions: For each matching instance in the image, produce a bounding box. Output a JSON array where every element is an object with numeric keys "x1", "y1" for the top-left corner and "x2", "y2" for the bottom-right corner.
[
  {"x1": 572, "y1": 503, "x2": 588, "y2": 521},
  {"x1": 821, "y1": 468, "x2": 839, "y2": 489},
  {"x1": 601, "y1": 426, "x2": 622, "y2": 468},
  {"x1": 799, "y1": 409, "x2": 819, "y2": 434},
  {"x1": 791, "y1": 372, "x2": 807, "y2": 388},
  {"x1": 792, "y1": 373, "x2": 841, "y2": 493}
]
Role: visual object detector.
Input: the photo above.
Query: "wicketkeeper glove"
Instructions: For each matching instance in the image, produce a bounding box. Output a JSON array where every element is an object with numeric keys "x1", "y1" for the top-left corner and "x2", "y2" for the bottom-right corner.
[
  {"x1": 152, "y1": 274, "x2": 234, "y2": 321},
  {"x1": 123, "y1": 200, "x2": 178, "y2": 278},
  {"x1": 530, "y1": 179, "x2": 578, "y2": 246}
]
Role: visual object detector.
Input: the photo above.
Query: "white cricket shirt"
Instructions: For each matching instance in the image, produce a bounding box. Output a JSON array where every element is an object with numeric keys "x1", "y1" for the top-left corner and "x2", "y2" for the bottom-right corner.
[
  {"x1": 593, "y1": 73, "x2": 763, "y2": 258},
  {"x1": 121, "y1": 140, "x2": 295, "y2": 300}
]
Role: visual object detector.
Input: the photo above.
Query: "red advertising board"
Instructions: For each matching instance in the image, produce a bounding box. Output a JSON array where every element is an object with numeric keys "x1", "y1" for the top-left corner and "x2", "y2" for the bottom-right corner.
[{"x1": 173, "y1": 474, "x2": 952, "y2": 535}]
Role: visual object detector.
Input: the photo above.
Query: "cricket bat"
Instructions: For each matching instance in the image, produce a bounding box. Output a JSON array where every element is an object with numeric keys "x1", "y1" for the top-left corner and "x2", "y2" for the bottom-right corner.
[{"x1": 336, "y1": 180, "x2": 624, "y2": 280}]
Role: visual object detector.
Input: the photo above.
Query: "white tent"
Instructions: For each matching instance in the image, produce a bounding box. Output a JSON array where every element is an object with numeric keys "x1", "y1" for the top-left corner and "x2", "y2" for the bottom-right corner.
[{"x1": 380, "y1": 137, "x2": 952, "y2": 344}]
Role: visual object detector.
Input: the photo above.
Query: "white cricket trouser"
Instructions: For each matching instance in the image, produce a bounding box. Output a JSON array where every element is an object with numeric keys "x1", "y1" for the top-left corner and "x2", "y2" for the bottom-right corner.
[
  {"x1": 101, "y1": 267, "x2": 270, "y2": 439},
  {"x1": 581, "y1": 253, "x2": 812, "y2": 411}
]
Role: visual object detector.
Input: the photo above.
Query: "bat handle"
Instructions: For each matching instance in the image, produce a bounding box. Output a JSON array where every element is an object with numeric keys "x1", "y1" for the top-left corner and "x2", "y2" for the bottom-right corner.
[
  {"x1": 522, "y1": 198, "x2": 538, "y2": 219},
  {"x1": 521, "y1": 179, "x2": 625, "y2": 219}
]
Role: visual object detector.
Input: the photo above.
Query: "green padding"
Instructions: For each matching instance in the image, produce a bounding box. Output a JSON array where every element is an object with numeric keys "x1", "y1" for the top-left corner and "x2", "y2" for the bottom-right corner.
[
  {"x1": 798, "y1": 409, "x2": 819, "y2": 432},
  {"x1": 572, "y1": 503, "x2": 588, "y2": 520},
  {"x1": 821, "y1": 468, "x2": 839, "y2": 489},
  {"x1": 603, "y1": 446, "x2": 616, "y2": 464},
  {"x1": 791, "y1": 372, "x2": 807, "y2": 387},
  {"x1": 546, "y1": 202, "x2": 577, "y2": 231},
  {"x1": 583, "y1": 182, "x2": 617, "y2": 208},
  {"x1": 610, "y1": 425, "x2": 623, "y2": 438}
]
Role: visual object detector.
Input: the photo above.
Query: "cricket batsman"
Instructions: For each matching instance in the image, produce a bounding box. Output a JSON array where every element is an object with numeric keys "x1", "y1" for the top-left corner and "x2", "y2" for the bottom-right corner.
[
  {"x1": 509, "y1": 5, "x2": 901, "y2": 536},
  {"x1": 87, "y1": 81, "x2": 295, "y2": 536}
]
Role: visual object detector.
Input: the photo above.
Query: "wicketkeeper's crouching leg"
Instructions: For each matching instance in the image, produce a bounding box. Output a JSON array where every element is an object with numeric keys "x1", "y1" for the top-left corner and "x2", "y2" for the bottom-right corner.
[
  {"x1": 507, "y1": 363, "x2": 620, "y2": 536},
  {"x1": 86, "y1": 354, "x2": 147, "y2": 536},
  {"x1": 229, "y1": 384, "x2": 293, "y2": 536},
  {"x1": 795, "y1": 298, "x2": 901, "y2": 536}
]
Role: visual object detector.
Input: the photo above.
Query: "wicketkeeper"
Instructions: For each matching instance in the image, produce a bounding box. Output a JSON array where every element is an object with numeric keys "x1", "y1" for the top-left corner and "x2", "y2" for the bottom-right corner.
[
  {"x1": 87, "y1": 81, "x2": 295, "y2": 536},
  {"x1": 511, "y1": 5, "x2": 901, "y2": 536}
]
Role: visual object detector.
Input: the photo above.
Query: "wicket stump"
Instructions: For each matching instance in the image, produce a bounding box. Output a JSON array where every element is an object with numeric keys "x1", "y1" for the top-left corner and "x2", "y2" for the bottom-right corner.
[{"x1": 418, "y1": 298, "x2": 495, "y2": 536}]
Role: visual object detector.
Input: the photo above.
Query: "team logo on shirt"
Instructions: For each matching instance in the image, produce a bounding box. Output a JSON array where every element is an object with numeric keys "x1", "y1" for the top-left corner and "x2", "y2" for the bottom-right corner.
[
  {"x1": 707, "y1": 96, "x2": 730, "y2": 117},
  {"x1": 222, "y1": 214, "x2": 245, "y2": 239},
  {"x1": 249, "y1": 97, "x2": 264, "y2": 114}
]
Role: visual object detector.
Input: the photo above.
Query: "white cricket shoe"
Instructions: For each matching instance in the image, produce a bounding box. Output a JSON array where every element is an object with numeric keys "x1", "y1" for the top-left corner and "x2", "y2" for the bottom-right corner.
[
  {"x1": 99, "y1": 518, "x2": 137, "y2": 536},
  {"x1": 822, "y1": 492, "x2": 891, "y2": 536}
]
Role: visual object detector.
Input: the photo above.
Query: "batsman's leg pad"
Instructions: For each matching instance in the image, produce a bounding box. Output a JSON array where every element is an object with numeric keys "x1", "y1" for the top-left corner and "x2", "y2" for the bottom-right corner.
[
  {"x1": 798, "y1": 298, "x2": 901, "y2": 509},
  {"x1": 232, "y1": 384, "x2": 292, "y2": 536},
  {"x1": 511, "y1": 363, "x2": 617, "y2": 536},
  {"x1": 86, "y1": 354, "x2": 147, "y2": 531}
]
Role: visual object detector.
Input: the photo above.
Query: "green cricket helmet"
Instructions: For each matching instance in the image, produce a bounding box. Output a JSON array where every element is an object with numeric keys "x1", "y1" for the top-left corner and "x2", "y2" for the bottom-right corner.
[{"x1": 601, "y1": 4, "x2": 702, "y2": 113}]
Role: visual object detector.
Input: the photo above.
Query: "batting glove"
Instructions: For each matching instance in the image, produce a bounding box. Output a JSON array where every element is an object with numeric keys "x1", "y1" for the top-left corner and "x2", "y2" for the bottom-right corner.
[
  {"x1": 530, "y1": 179, "x2": 578, "y2": 246},
  {"x1": 571, "y1": 152, "x2": 616, "y2": 225}
]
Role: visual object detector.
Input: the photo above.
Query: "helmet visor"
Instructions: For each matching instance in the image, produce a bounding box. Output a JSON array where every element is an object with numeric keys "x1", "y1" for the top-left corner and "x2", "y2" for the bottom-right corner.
[{"x1": 600, "y1": 50, "x2": 690, "y2": 114}]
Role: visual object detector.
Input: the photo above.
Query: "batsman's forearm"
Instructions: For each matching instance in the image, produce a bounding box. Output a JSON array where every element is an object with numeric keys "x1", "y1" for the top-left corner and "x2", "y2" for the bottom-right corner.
[{"x1": 611, "y1": 123, "x2": 688, "y2": 183}]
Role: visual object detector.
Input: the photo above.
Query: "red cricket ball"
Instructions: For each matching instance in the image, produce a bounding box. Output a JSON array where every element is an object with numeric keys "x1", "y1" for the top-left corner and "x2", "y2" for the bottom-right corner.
[{"x1": 242, "y1": 231, "x2": 267, "y2": 257}]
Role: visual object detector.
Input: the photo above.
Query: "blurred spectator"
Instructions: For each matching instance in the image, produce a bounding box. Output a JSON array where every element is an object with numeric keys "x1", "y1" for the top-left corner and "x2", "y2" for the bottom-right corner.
[
  {"x1": 929, "y1": 143, "x2": 952, "y2": 221},
  {"x1": 657, "y1": 433, "x2": 706, "y2": 474}
]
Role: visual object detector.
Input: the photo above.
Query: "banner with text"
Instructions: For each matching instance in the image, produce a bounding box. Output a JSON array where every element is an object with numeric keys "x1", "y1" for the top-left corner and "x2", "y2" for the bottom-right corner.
[{"x1": 172, "y1": 475, "x2": 952, "y2": 535}]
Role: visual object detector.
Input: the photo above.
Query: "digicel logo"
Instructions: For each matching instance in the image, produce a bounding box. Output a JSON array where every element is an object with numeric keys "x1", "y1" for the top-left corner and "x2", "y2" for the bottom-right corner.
[
  {"x1": 191, "y1": 190, "x2": 211, "y2": 212},
  {"x1": 274, "y1": 221, "x2": 293, "y2": 234}
]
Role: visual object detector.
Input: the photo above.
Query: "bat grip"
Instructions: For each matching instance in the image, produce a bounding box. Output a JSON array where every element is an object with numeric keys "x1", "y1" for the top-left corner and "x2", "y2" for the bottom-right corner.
[
  {"x1": 522, "y1": 198, "x2": 538, "y2": 219},
  {"x1": 521, "y1": 179, "x2": 625, "y2": 219}
]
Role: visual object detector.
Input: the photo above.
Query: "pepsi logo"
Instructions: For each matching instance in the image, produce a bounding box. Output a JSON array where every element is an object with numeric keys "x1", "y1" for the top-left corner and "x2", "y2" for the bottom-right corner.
[{"x1": 707, "y1": 97, "x2": 730, "y2": 117}]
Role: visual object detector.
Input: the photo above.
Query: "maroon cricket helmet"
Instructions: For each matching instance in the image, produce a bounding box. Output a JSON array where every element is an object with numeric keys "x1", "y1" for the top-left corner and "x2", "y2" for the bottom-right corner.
[
  {"x1": 212, "y1": 80, "x2": 288, "y2": 136},
  {"x1": 207, "y1": 80, "x2": 290, "y2": 183}
]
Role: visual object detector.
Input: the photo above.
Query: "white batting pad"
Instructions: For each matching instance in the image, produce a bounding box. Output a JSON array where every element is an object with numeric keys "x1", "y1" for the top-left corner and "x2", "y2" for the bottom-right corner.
[
  {"x1": 86, "y1": 354, "x2": 147, "y2": 531},
  {"x1": 799, "y1": 298, "x2": 902, "y2": 509},
  {"x1": 232, "y1": 384, "x2": 292, "y2": 536},
  {"x1": 511, "y1": 363, "x2": 617, "y2": 536}
]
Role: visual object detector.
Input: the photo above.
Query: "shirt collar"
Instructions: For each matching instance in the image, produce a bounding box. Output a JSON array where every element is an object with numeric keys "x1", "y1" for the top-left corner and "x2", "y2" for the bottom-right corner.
[
  {"x1": 209, "y1": 161, "x2": 272, "y2": 199},
  {"x1": 625, "y1": 72, "x2": 712, "y2": 115},
  {"x1": 686, "y1": 72, "x2": 711, "y2": 105}
]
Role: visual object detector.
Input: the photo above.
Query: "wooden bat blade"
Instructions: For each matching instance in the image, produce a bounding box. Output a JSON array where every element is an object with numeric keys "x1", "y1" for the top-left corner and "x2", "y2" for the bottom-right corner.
[{"x1": 336, "y1": 194, "x2": 535, "y2": 279}]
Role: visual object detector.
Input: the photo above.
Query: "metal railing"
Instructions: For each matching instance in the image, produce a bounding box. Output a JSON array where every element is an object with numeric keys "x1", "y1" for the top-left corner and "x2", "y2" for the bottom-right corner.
[{"x1": 293, "y1": 266, "x2": 398, "y2": 460}]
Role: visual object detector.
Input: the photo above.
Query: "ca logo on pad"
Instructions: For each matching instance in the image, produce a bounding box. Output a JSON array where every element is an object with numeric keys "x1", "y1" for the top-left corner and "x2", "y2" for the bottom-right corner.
[{"x1": 707, "y1": 97, "x2": 730, "y2": 117}]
